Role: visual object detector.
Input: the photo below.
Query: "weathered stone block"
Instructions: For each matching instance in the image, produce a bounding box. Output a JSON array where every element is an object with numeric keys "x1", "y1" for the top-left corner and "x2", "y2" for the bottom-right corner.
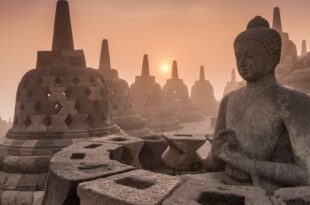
[
  {"x1": 33, "y1": 191, "x2": 44, "y2": 205},
  {"x1": 272, "y1": 186, "x2": 310, "y2": 205},
  {"x1": 1, "y1": 190, "x2": 18, "y2": 205},
  {"x1": 16, "y1": 191, "x2": 33, "y2": 205},
  {"x1": 163, "y1": 180, "x2": 272, "y2": 205},
  {"x1": 78, "y1": 169, "x2": 182, "y2": 205},
  {"x1": 43, "y1": 140, "x2": 134, "y2": 205},
  {"x1": 91, "y1": 133, "x2": 144, "y2": 168},
  {"x1": 162, "y1": 134, "x2": 206, "y2": 171},
  {"x1": 138, "y1": 135, "x2": 168, "y2": 170}
]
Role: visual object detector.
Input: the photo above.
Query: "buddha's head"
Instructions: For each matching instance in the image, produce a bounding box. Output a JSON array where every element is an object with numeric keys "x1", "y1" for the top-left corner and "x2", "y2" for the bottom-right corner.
[{"x1": 234, "y1": 16, "x2": 282, "y2": 82}]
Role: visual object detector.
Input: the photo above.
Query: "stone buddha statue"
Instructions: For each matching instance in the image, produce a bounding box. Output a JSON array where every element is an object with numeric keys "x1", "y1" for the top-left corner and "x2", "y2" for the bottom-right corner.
[{"x1": 205, "y1": 16, "x2": 310, "y2": 193}]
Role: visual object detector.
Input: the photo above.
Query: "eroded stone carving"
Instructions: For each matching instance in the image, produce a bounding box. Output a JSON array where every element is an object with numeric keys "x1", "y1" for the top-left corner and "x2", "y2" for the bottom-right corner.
[{"x1": 205, "y1": 16, "x2": 310, "y2": 194}]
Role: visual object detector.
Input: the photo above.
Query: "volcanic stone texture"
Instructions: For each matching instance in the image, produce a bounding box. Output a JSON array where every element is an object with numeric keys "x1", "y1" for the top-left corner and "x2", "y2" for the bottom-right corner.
[
  {"x1": 162, "y1": 134, "x2": 206, "y2": 171},
  {"x1": 78, "y1": 169, "x2": 182, "y2": 205},
  {"x1": 43, "y1": 140, "x2": 134, "y2": 205},
  {"x1": 271, "y1": 186, "x2": 310, "y2": 205},
  {"x1": 91, "y1": 133, "x2": 144, "y2": 168},
  {"x1": 138, "y1": 135, "x2": 168, "y2": 170},
  {"x1": 163, "y1": 180, "x2": 272, "y2": 205}
]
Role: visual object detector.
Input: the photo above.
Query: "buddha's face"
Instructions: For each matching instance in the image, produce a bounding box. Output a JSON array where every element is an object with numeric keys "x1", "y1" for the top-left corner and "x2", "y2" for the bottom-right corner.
[{"x1": 234, "y1": 40, "x2": 276, "y2": 82}]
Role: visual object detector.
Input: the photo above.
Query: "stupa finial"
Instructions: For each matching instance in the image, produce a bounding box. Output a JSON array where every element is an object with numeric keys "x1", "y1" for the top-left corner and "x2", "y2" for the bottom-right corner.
[
  {"x1": 142, "y1": 54, "x2": 150, "y2": 76},
  {"x1": 199, "y1": 65, "x2": 205, "y2": 81},
  {"x1": 301, "y1": 40, "x2": 307, "y2": 56},
  {"x1": 52, "y1": 0, "x2": 74, "y2": 51},
  {"x1": 172, "y1": 60, "x2": 179, "y2": 80},
  {"x1": 272, "y1": 7, "x2": 283, "y2": 33},
  {"x1": 99, "y1": 39, "x2": 112, "y2": 70}
]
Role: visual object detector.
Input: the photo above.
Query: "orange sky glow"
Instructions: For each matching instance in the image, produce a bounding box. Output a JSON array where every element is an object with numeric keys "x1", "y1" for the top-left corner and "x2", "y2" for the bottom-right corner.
[{"x1": 0, "y1": 0, "x2": 310, "y2": 120}]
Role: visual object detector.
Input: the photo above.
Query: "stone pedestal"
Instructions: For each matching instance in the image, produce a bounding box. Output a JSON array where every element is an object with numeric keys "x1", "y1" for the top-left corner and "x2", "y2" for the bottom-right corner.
[
  {"x1": 271, "y1": 187, "x2": 310, "y2": 205},
  {"x1": 43, "y1": 139, "x2": 133, "y2": 205},
  {"x1": 138, "y1": 135, "x2": 168, "y2": 170},
  {"x1": 78, "y1": 170, "x2": 181, "y2": 205},
  {"x1": 162, "y1": 133, "x2": 206, "y2": 171},
  {"x1": 163, "y1": 180, "x2": 272, "y2": 205},
  {"x1": 91, "y1": 133, "x2": 144, "y2": 168}
]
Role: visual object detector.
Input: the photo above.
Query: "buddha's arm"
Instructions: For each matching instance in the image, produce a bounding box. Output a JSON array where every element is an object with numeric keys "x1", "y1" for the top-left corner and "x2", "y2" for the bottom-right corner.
[
  {"x1": 254, "y1": 92, "x2": 310, "y2": 186},
  {"x1": 251, "y1": 160, "x2": 308, "y2": 186},
  {"x1": 205, "y1": 94, "x2": 230, "y2": 171}
]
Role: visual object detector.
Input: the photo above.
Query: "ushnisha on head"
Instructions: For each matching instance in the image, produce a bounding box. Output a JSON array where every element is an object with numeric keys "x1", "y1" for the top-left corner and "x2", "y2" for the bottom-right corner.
[{"x1": 234, "y1": 16, "x2": 282, "y2": 82}]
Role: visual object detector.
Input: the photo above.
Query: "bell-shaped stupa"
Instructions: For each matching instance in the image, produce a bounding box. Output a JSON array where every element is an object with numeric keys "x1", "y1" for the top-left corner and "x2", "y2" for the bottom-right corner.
[
  {"x1": 190, "y1": 66, "x2": 219, "y2": 116},
  {"x1": 162, "y1": 61, "x2": 203, "y2": 122},
  {"x1": 0, "y1": 0, "x2": 119, "y2": 197},
  {"x1": 223, "y1": 69, "x2": 242, "y2": 96},
  {"x1": 130, "y1": 55, "x2": 181, "y2": 132},
  {"x1": 272, "y1": 7, "x2": 298, "y2": 84},
  {"x1": 285, "y1": 44, "x2": 310, "y2": 95},
  {"x1": 98, "y1": 40, "x2": 150, "y2": 137}
]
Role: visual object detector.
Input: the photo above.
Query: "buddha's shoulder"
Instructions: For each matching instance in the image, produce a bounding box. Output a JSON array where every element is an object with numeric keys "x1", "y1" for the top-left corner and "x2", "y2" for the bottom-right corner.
[{"x1": 274, "y1": 84, "x2": 310, "y2": 107}]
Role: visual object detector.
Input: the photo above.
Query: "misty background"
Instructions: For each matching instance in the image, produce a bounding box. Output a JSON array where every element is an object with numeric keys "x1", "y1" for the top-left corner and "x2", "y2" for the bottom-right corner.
[{"x1": 0, "y1": 0, "x2": 309, "y2": 120}]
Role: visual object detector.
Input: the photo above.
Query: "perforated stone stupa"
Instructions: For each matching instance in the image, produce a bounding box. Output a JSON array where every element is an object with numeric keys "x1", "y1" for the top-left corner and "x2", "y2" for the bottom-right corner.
[
  {"x1": 0, "y1": 117, "x2": 12, "y2": 138},
  {"x1": 162, "y1": 61, "x2": 203, "y2": 122},
  {"x1": 98, "y1": 39, "x2": 150, "y2": 137},
  {"x1": 190, "y1": 66, "x2": 219, "y2": 116},
  {"x1": 130, "y1": 55, "x2": 181, "y2": 132},
  {"x1": 223, "y1": 69, "x2": 242, "y2": 96},
  {"x1": 0, "y1": 0, "x2": 119, "y2": 200},
  {"x1": 277, "y1": 8, "x2": 310, "y2": 94},
  {"x1": 272, "y1": 7, "x2": 298, "y2": 84}
]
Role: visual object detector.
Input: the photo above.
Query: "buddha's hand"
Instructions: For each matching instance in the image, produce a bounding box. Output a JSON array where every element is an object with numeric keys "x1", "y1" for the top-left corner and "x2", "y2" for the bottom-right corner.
[
  {"x1": 219, "y1": 144, "x2": 254, "y2": 174},
  {"x1": 212, "y1": 129, "x2": 237, "y2": 161}
]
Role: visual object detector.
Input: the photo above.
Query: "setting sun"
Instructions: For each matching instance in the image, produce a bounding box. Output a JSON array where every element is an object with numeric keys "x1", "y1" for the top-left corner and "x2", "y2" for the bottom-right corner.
[{"x1": 161, "y1": 64, "x2": 170, "y2": 73}]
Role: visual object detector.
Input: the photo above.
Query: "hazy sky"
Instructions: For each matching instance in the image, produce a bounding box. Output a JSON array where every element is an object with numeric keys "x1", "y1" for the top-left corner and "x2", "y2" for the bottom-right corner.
[{"x1": 0, "y1": 0, "x2": 310, "y2": 120}]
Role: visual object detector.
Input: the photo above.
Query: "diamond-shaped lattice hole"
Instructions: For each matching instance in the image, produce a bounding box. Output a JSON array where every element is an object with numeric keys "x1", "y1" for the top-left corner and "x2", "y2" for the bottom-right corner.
[
  {"x1": 43, "y1": 116, "x2": 52, "y2": 128},
  {"x1": 63, "y1": 88, "x2": 72, "y2": 97},
  {"x1": 24, "y1": 116, "x2": 32, "y2": 127},
  {"x1": 36, "y1": 77, "x2": 43, "y2": 85},
  {"x1": 54, "y1": 77, "x2": 62, "y2": 86},
  {"x1": 34, "y1": 102, "x2": 42, "y2": 112},
  {"x1": 54, "y1": 102, "x2": 63, "y2": 113},
  {"x1": 73, "y1": 76, "x2": 81, "y2": 84},
  {"x1": 27, "y1": 89, "x2": 33, "y2": 98},
  {"x1": 84, "y1": 87, "x2": 91, "y2": 97},
  {"x1": 93, "y1": 101, "x2": 101, "y2": 112},
  {"x1": 45, "y1": 89, "x2": 52, "y2": 98},
  {"x1": 87, "y1": 115, "x2": 94, "y2": 127},
  {"x1": 65, "y1": 115, "x2": 73, "y2": 127}
]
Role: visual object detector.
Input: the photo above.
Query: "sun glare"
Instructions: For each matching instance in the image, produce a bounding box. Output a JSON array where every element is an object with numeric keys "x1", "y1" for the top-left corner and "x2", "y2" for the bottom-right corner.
[{"x1": 161, "y1": 64, "x2": 169, "y2": 73}]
